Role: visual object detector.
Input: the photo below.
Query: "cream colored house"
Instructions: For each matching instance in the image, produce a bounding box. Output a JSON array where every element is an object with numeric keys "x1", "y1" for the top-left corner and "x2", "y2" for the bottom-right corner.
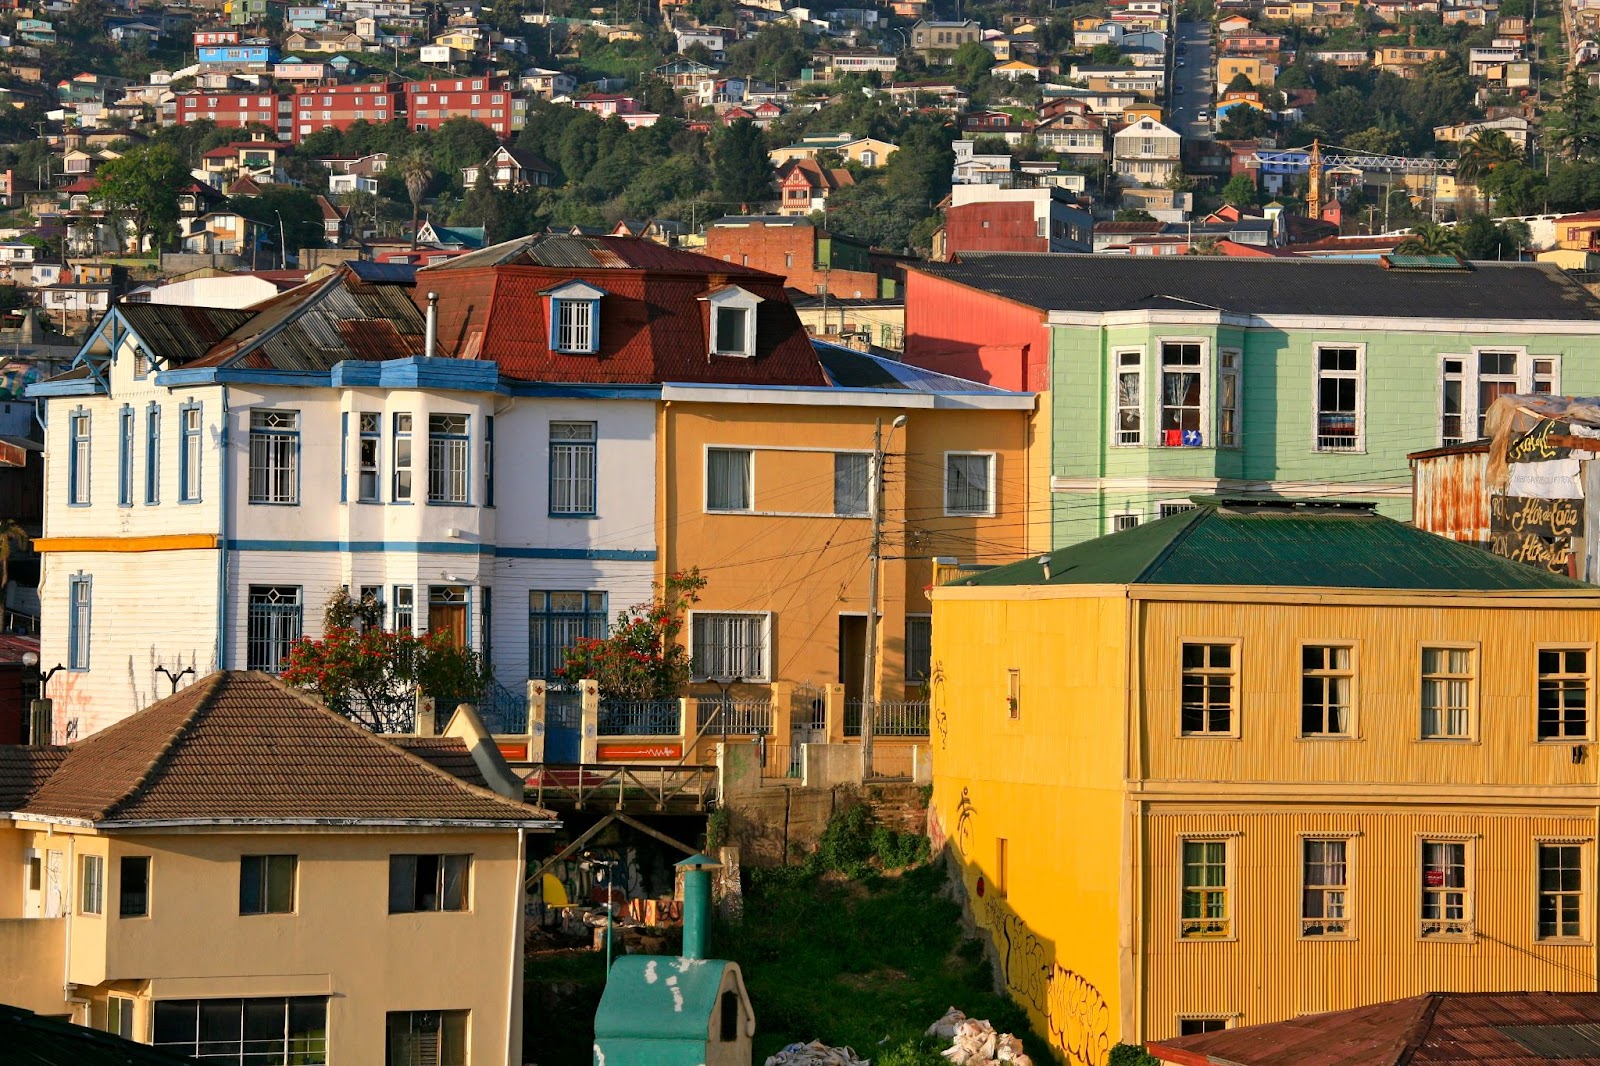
[{"x1": 0, "y1": 671, "x2": 557, "y2": 1064}]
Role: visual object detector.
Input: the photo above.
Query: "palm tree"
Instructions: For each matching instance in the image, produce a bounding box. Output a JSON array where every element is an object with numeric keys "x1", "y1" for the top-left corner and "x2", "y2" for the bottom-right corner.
[
  {"x1": 1396, "y1": 221, "x2": 1465, "y2": 257},
  {"x1": 0, "y1": 518, "x2": 29, "y2": 606},
  {"x1": 1455, "y1": 128, "x2": 1521, "y2": 186},
  {"x1": 399, "y1": 149, "x2": 434, "y2": 250}
]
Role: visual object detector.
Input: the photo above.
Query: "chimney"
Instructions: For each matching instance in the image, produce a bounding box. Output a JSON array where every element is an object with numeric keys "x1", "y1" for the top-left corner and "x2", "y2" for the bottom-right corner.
[
  {"x1": 675, "y1": 853, "x2": 722, "y2": 960},
  {"x1": 424, "y1": 291, "x2": 438, "y2": 358}
]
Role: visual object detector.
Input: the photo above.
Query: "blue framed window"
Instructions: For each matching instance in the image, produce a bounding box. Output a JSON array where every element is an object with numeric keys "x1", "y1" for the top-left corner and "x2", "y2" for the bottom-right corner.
[
  {"x1": 549, "y1": 421, "x2": 596, "y2": 516},
  {"x1": 68, "y1": 408, "x2": 90, "y2": 506},
  {"x1": 484, "y1": 415, "x2": 495, "y2": 508},
  {"x1": 427, "y1": 414, "x2": 469, "y2": 504},
  {"x1": 392, "y1": 413, "x2": 413, "y2": 502},
  {"x1": 339, "y1": 412, "x2": 348, "y2": 503},
  {"x1": 247, "y1": 409, "x2": 300, "y2": 505},
  {"x1": 68, "y1": 573, "x2": 91, "y2": 670},
  {"x1": 117, "y1": 406, "x2": 134, "y2": 507},
  {"x1": 358, "y1": 412, "x2": 380, "y2": 502},
  {"x1": 179, "y1": 402, "x2": 202, "y2": 503},
  {"x1": 544, "y1": 280, "x2": 605, "y2": 354},
  {"x1": 145, "y1": 403, "x2": 160, "y2": 505},
  {"x1": 529, "y1": 591, "x2": 607, "y2": 680}
]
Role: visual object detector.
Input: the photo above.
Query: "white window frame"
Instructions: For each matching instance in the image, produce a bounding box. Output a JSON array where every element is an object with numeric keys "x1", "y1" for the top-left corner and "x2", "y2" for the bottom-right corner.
[
  {"x1": 1111, "y1": 510, "x2": 1141, "y2": 533},
  {"x1": 1439, "y1": 353, "x2": 1469, "y2": 446},
  {"x1": 1312, "y1": 343, "x2": 1366, "y2": 453},
  {"x1": 1418, "y1": 835, "x2": 1475, "y2": 939},
  {"x1": 704, "y1": 285, "x2": 763, "y2": 358},
  {"x1": 1217, "y1": 348, "x2": 1242, "y2": 449},
  {"x1": 1157, "y1": 499, "x2": 1197, "y2": 520},
  {"x1": 1112, "y1": 347, "x2": 1144, "y2": 447},
  {"x1": 1444, "y1": 347, "x2": 1559, "y2": 442},
  {"x1": 689, "y1": 610, "x2": 772, "y2": 682},
  {"x1": 1158, "y1": 338, "x2": 1209, "y2": 448},
  {"x1": 705, "y1": 446, "x2": 754, "y2": 513},
  {"x1": 944, "y1": 451, "x2": 996, "y2": 517}
]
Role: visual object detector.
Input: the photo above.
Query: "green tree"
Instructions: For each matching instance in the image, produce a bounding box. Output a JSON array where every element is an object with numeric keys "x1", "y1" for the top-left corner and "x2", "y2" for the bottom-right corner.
[
  {"x1": 712, "y1": 118, "x2": 773, "y2": 204},
  {"x1": 1089, "y1": 43, "x2": 1124, "y2": 65},
  {"x1": 1225, "y1": 72, "x2": 1256, "y2": 93},
  {"x1": 558, "y1": 570, "x2": 705, "y2": 698},
  {"x1": 429, "y1": 116, "x2": 500, "y2": 192},
  {"x1": 1548, "y1": 65, "x2": 1600, "y2": 160},
  {"x1": 1217, "y1": 105, "x2": 1269, "y2": 139},
  {"x1": 399, "y1": 147, "x2": 434, "y2": 248},
  {"x1": 231, "y1": 185, "x2": 327, "y2": 256},
  {"x1": 1115, "y1": 207, "x2": 1156, "y2": 221},
  {"x1": 1454, "y1": 127, "x2": 1521, "y2": 186},
  {"x1": 1221, "y1": 172, "x2": 1258, "y2": 207},
  {"x1": 884, "y1": 121, "x2": 954, "y2": 210},
  {"x1": 1395, "y1": 220, "x2": 1465, "y2": 256},
  {"x1": 950, "y1": 40, "x2": 995, "y2": 90},
  {"x1": 94, "y1": 144, "x2": 190, "y2": 253}
]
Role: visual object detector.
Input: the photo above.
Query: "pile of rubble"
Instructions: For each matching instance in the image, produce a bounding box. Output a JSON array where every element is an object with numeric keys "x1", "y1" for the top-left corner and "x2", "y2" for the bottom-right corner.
[
  {"x1": 928, "y1": 1009, "x2": 1033, "y2": 1066},
  {"x1": 764, "y1": 1040, "x2": 871, "y2": 1066}
]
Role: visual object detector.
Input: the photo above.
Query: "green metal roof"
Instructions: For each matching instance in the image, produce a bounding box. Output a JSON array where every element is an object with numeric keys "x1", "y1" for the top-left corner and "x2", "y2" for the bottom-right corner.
[
  {"x1": 593, "y1": 956, "x2": 736, "y2": 1041},
  {"x1": 956, "y1": 499, "x2": 1593, "y2": 591}
]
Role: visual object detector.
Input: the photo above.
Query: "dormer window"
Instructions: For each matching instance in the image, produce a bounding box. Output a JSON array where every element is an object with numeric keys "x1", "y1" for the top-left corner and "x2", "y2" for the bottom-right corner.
[
  {"x1": 704, "y1": 285, "x2": 763, "y2": 358},
  {"x1": 542, "y1": 280, "x2": 606, "y2": 355}
]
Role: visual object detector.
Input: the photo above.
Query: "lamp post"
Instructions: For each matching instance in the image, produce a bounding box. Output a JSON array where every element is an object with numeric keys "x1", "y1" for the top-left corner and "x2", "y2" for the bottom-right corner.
[
  {"x1": 274, "y1": 210, "x2": 287, "y2": 268},
  {"x1": 580, "y1": 851, "x2": 621, "y2": 981},
  {"x1": 154, "y1": 665, "x2": 195, "y2": 695},
  {"x1": 20, "y1": 651, "x2": 65, "y2": 745}
]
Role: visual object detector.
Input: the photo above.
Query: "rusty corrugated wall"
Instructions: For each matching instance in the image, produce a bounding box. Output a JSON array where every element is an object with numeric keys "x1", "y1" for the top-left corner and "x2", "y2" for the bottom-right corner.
[{"x1": 1411, "y1": 445, "x2": 1491, "y2": 544}]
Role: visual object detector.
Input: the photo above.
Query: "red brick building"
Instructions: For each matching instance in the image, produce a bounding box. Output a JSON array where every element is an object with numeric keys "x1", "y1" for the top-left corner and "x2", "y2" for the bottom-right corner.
[
  {"x1": 404, "y1": 77, "x2": 519, "y2": 138},
  {"x1": 702, "y1": 216, "x2": 886, "y2": 299},
  {"x1": 292, "y1": 81, "x2": 403, "y2": 142},
  {"x1": 175, "y1": 90, "x2": 289, "y2": 139}
]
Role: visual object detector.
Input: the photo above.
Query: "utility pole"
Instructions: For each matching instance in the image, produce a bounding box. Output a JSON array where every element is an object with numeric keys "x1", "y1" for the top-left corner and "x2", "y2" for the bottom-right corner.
[{"x1": 860, "y1": 414, "x2": 904, "y2": 777}]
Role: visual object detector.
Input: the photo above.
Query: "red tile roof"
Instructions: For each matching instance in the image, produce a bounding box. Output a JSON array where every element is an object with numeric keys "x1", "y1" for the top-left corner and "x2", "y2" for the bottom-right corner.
[
  {"x1": 6, "y1": 671, "x2": 555, "y2": 826},
  {"x1": 1148, "y1": 993, "x2": 1600, "y2": 1066}
]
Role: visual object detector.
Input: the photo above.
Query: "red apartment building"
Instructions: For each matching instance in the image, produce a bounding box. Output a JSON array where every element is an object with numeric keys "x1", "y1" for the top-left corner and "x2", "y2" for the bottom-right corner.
[
  {"x1": 176, "y1": 90, "x2": 290, "y2": 139},
  {"x1": 703, "y1": 216, "x2": 888, "y2": 299},
  {"x1": 405, "y1": 77, "x2": 519, "y2": 137},
  {"x1": 292, "y1": 81, "x2": 403, "y2": 142}
]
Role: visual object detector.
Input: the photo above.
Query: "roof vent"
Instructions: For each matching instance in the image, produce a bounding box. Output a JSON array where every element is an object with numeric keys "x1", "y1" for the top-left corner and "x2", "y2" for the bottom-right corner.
[{"x1": 1037, "y1": 554, "x2": 1052, "y2": 581}]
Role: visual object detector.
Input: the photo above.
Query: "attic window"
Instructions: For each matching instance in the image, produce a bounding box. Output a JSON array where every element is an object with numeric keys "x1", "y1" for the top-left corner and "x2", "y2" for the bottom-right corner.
[
  {"x1": 704, "y1": 285, "x2": 764, "y2": 358},
  {"x1": 542, "y1": 279, "x2": 607, "y2": 355}
]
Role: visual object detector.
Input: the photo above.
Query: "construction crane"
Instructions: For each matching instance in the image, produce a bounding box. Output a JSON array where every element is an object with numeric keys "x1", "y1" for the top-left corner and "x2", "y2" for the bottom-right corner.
[{"x1": 1251, "y1": 139, "x2": 1457, "y2": 220}]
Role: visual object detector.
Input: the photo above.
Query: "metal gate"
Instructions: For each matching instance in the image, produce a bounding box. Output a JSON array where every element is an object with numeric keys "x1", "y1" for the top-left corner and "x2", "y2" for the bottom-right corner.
[
  {"x1": 546, "y1": 691, "x2": 583, "y2": 763},
  {"x1": 789, "y1": 683, "x2": 827, "y2": 777}
]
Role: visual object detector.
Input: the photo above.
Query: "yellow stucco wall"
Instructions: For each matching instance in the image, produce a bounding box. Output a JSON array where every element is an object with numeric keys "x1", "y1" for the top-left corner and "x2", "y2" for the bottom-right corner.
[
  {"x1": 930, "y1": 583, "x2": 1600, "y2": 1061},
  {"x1": 3, "y1": 823, "x2": 525, "y2": 1064}
]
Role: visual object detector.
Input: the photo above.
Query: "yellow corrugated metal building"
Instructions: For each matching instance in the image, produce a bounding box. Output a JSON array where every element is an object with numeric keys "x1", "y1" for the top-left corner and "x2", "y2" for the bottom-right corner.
[{"x1": 928, "y1": 498, "x2": 1600, "y2": 1065}]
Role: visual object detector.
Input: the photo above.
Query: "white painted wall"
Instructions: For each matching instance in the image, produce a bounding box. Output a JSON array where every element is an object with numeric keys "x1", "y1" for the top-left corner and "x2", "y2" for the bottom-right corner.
[{"x1": 145, "y1": 275, "x2": 287, "y2": 309}]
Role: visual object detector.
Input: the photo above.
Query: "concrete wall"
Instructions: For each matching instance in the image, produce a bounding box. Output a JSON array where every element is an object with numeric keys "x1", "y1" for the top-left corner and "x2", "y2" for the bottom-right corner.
[{"x1": 722, "y1": 779, "x2": 930, "y2": 866}]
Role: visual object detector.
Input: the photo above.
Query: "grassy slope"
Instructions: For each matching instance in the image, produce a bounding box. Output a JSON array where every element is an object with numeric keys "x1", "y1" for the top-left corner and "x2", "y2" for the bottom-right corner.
[{"x1": 524, "y1": 862, "x2": 1051, "y2": 1066}]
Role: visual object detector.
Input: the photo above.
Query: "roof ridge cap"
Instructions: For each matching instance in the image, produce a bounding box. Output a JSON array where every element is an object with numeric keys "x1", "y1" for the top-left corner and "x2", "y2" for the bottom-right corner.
[
  {"x1": 1394, "y1": 993, "x2": 1445, "y2": 1066},
  {"x1": 1137, "y1": 506, "x2": 1210, "y2": 582},
  {"x1": 93, "y1": 670, "x2": 227, "y2": 821}
]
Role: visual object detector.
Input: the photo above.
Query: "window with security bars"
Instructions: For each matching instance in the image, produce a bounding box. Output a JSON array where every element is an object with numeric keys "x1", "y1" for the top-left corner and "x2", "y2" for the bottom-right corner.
[
  {"x1": 1420, "y1": 839, "x2": 1471, "y2": 937},
  {"x1": 393, "y1": 586, "x2": 414, "y2": 634},
  {"x1": 1114, "y1": 513, "x2": 1140, "y2": 532},
  {"x1": 358, "y1": 412, "x2": 381, "y2": 501},
  {"x1": 81, "y1": 854, "x2": 103, "y2": 915},
  {"x1": 1302, "y1": 838, "x2": 1349, "y2": 936},
  {"x1": 549, "y1": 421, "x2": 596, "y2": 515},
  {"x1": 1115, "y1": 350, "x2": 1143, "y2": 445},
  {"x1": 246, "y1": 586, "x2": 302, "y2": 673},
  {"x1": 905, "y1": 615, "x2": 932, "y2": 682},
  {"x1": 834, "y1": 452, "x2": 870, "y2": 516},
  {"x1": 945, "y1": 453, "x2": 993, "y2": 515},
  {"x1": 529, "y1": 591, "x2": 607, "y2": 680},
  {"x1": 1301, "y1": 645, "x2": 1353, "y2": 737},
  {"x1": 1180, "y1": 643, "x2": 1234, "y2": 735},
  {"x1": 248, "y1": 409, "x2": 300, "y2": 504},
  {"x1": 1538, "y1": 648, "x2": 1590, "y2": 740},
  {"x1": 1421, "y1": 647, "x2": 1473, "y2": 739},
  {"x1": 1159, "y1": 342, "x2": 1203, "y2": 446},
  {"x1": 386, "y1": 1010, "x2": 467, "y2": 1066},
  {"x1": 1538, "y1": 843, "x2": 1584, "y2": 940},
  {"x1": 692, "y1": 612, "x2": 767, "y2": 681},
  {"x1": 1315, "y1": 347, "x2": 1361, "y2": 451},
  {"x1": 1180, "y1": 839, "x2": 1229, "y2": 937},
  {"x1": 154, "y1": 997, "x2": 328, "y2": 1065},
  {"x1": 427, "y1": 414, "x2": 469, "y2": 504},
  {"x1": 555, "y1": 297, "x2": 593, "y2": 352}
]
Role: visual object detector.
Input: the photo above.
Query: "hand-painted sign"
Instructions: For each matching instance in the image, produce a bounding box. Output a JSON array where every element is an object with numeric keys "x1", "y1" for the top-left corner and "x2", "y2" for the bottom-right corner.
[
  {"x1": 597, "y1": 742, "x2": 683, "y2": 761},
  {"x1": 1508, "y1": 419, "x2": 1574, "y2": 463},
  {"x1": 1490, "y1": 495, "x2": 1584, "y2": 539},
  {"x1": 1491, "y1": 531, "x2": 1574, "y2": 574}
]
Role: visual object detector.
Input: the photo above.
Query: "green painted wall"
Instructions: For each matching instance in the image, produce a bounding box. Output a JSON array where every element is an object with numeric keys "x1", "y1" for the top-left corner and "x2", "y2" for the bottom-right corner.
[{"x1": 1049, "y1": 319, "x2": 1600, "y2": 546}]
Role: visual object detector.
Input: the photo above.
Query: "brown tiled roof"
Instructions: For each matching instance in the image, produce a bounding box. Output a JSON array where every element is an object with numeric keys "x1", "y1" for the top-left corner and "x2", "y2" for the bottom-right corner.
[
  {"x1": 0, "y1": 748, "x2": 67, "y2": 811},
  {"x1": 11, "y1": 672, "x2": 555, "y2": 826},
  {"x1": 1147, "y1": 992, "x2": 1600, "y2": 1066},
  {"x1": 387, "y1": 736, "x2": 490, "y2": 789}
]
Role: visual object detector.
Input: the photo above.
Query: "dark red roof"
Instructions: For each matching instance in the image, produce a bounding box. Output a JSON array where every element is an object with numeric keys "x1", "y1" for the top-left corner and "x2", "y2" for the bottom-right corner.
[{"x1": 1148, "y1": 992, "x2": 1600, "y2": 1066}]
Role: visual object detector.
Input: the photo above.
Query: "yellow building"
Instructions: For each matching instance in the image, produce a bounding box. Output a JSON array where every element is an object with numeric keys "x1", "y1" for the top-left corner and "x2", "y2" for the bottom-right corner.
[
  {"x1": 658, "y1": 344, "x2": 1042, "y2": 764},
  {"x1": 928, "y1": 498, "x2": 1600, "y2": 1065},
  {"x1": 0, "y1": 671, "x2": 556, "y2": 1063},
  {"x1": 1215, "y1": 54, "x2": 1277, "y2": 87}
]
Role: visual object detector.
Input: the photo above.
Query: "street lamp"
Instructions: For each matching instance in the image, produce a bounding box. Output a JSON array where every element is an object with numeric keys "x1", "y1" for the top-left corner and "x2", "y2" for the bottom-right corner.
[
  {"x1": 580, "y1": 851, "x2": 621, "y2": 980},
  {"x1": 20, "y1": 651, "x2": 65, "y2": 745}
]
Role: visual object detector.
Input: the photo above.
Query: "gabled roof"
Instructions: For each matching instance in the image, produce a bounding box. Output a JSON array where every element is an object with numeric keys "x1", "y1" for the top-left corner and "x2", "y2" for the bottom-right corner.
[
  {"x1": 6, "y1": 671, "x2": 556, "y2": 827},
  {"x1": 956, "y1": 499, "x2": 1591, "y2": 591},
  {"x1": 1147, "y1": 992, "x2": 1600, "y2": 1066},
  {"x1": 915, "y1": 253, "x2": 1600, "y2": 320},
  {"x1": 112, "y1": 303, "x2": 257, "y2": 365}
]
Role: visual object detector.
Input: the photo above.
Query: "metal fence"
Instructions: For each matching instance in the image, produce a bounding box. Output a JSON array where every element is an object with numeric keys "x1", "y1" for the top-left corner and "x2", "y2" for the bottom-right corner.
[
  {"x1": 478, "y1": 681, "x2": 530, "y2": 735},
  {"x1": 694, "y1": 697, "x2": 773, "y2": 735},
  {"x1": 598, "y1": 698, "x2": 680, "y2": 736},
  {"x1": 844, "y1": 700, "x2": 931, "y2": 737}
]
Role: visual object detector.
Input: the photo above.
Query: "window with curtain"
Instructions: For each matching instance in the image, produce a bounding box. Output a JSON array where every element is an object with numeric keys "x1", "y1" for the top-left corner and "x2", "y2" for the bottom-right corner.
[
  {"x1": 1301, "y1": 838, "x2": 1349, "y2": 936},
  {"x1": 427, "y1": 414, "x2": 469, "y2": 504},
  {"x1": 388, "y1": 854, "x2": 471, "y2": 913},
  {"x1": 1315, "y1": 347, "x2": 1361, "y2": 451},
  {"x1": 706, "y1": 448, "x2": 752, "y2": 511},
  {"x1": 385, "y1": 1010, "x2": 467, "y2": 1066},
  {"x1": 1476, "y1": 351, "x2": 1518, "y2": 437},
  {"x1": 1420, "y1": 839, "x2": 1471, "y2": 936},
  {"x1": 945, "y1": 453, "x2": 993, "y2": 515},
  {"x1": 834, "y1": 452, "x2": 869, "y2": 516},
  {"x1": 1159, "y1": 342, "x2": 1203, "y2": 446},
  {"x1": 1116, "y1": 349, "x2": 1143, "y2": 446},
  {"x1": 1180, "y1": 839, "x2": 1229, "y2": 937},
  {"x1": 247, "y1": 409, "x2": 300, "y2": 504},
  {"x1": 1301, "y1": 645, "x2": 1353, "y2": 736},
  {"x1": 1421, "y1": 647, "x2": 1473, "y2": 739}
]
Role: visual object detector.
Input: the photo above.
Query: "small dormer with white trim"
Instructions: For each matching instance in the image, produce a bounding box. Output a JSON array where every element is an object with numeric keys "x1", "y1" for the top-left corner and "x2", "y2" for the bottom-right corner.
[
  {"x1": 702, "y1": 285, "x2": 763, "y2": 359},
  {"x1": 542, "y1": 279, "x2": 607, "y2": 355}
]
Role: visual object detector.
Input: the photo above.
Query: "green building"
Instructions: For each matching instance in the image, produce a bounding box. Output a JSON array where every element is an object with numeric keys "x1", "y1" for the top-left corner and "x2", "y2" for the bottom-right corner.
[{"x1": 904, "y1": 254, "x2": 1600, "y2": 546}]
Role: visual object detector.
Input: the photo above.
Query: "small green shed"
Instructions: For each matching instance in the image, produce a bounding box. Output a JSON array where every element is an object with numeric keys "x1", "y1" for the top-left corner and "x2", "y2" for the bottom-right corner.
[{"x1": 592, "y1": 955, "x2": 756, "y2": 1066}]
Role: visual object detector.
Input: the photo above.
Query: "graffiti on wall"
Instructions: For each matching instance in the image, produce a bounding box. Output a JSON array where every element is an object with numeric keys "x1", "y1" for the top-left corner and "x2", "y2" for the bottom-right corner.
[
  {"x1": 547, "y1": 845, "x2": 646, "y2": 904},
  {"x1": 930, "y1": 660, "x2": 949, "y2": 750}
]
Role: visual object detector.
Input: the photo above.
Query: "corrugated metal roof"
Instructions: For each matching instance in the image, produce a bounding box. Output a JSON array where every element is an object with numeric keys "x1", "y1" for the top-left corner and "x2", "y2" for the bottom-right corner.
[
  {"x1": 116, "y1": 303, "x2": 257, "y2": 366},
  {"x1": 346, "y1": 260, "x2": 417, "y2": 284},
  {"x1": 815, "y1": 341, "x2": 1019, "y2": 394},
  {"x1": 957, "y1": 498, "x2": 1592, "y2": 591}
]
